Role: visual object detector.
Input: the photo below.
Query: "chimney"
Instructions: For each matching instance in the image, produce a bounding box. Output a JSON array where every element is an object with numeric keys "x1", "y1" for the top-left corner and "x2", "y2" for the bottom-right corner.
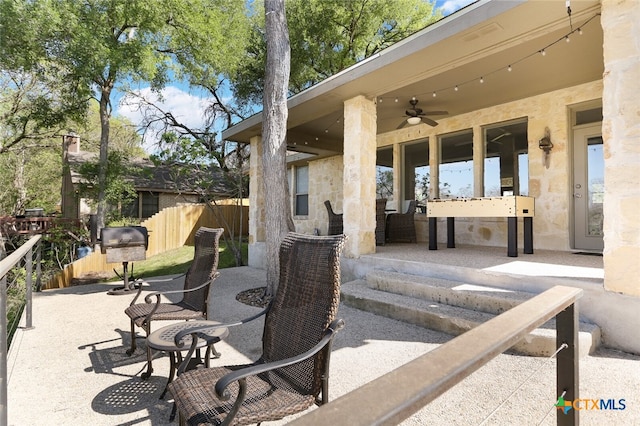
[
  {"x1": 62, "y1": 132, "x2": 80, "y2": 169},
  {"x1": 63, "y1": 132, "x2": 80, "y2": 156}
]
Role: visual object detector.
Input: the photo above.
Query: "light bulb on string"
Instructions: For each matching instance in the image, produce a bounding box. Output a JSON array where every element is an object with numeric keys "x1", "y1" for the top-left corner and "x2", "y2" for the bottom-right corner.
[
  {"x1": 480, "y1": 76, "x2": 484, "y2": 84},
  {"x1": 565, "y1": 36, "x2": 570, "y2": 43},
  {"x1": 454, "y1": 85, "x2": 459, "y2": 92},
  {"x1": 432, "y1": 91, "x2": 437, "y2": 97},
  {"x1": 507, "y1": 65, "x2": 512, "y2": 72}
]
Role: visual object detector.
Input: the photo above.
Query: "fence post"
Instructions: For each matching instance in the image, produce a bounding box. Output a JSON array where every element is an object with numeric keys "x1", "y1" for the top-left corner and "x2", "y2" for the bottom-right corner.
[
  {"x1": 0, "y1": 275, "x2": 7, "y2": 426},
  {"x1": 556, "y1": 302, "x2": 579, "y2": 426},
  {"x1": 25, "y1": 247, "x2": 33, "y2": 330}
]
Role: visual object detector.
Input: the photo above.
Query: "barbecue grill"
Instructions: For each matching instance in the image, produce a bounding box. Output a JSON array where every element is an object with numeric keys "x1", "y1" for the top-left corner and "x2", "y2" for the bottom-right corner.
[{"x1": 100, "y1": 226, "x2": 149, "y2": 295}]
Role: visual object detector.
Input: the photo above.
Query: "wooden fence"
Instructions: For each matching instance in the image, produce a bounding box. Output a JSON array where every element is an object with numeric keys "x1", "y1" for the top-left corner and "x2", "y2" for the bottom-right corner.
[{"x1": 43, "y1": 203, "x2": 248, "y2": 289}]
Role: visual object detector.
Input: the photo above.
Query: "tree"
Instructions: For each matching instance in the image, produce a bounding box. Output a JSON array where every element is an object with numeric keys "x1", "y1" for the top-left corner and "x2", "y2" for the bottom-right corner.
[
  {"x1": 0, "y1": 0, "x2": 249, "y2": 230},
  {"x1": 262, "y1": 0, "x2": 293, "y2": 295},
  {"x1": 233, "y1": 0, "x2": 442, "y2": 105},
  {"x1": 151, "y1": 136, "x2": 249, "y2": 267}
]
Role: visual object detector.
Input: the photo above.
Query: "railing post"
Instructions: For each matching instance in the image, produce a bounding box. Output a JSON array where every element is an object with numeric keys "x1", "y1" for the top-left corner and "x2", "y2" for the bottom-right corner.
[
  {"x1": 25, "y1": 246, "x2": 33, "y2": 330},
  {"x1": 0, "y1": 275, "x2": 7, "y2": 426},
  {"x1": 556, "y1": 302, "x2": 579, "y2": 426},
  {"x1": 35, "y1": 240, "x2": 42, "y2": 292}
]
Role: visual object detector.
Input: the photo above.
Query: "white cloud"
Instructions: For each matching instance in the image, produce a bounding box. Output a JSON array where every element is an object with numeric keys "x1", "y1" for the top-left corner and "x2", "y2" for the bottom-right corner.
[
  {"x1": 116, "y1": 86, "x2": 211, "y2": 153},
  {"x1": 438, "y1": 0, "x2": 477, "y2": 15}
]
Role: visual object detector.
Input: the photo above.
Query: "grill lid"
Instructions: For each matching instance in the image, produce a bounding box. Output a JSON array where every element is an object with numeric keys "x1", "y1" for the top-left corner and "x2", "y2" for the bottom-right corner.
[{"x1": 100, "y1": 226, "x2": 149, "y2": 253}]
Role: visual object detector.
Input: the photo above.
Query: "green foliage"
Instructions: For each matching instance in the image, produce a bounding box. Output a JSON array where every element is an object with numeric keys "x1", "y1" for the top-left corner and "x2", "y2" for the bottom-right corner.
[
  {"x1": 75, "y1": 150, "x2": 139, "y2": 222},
  {"x1": 41, "y1": 220, "x2": 90, "y2": 271},
  {"x1": 232, "y1": 0, "x2": 442, "y2": 105},
  {"x1": 75, "y1": 104, "x2": 145, "y2": 157},
  {"x1": 0, "y1": 144, "x2": 62, "y2": 215}
]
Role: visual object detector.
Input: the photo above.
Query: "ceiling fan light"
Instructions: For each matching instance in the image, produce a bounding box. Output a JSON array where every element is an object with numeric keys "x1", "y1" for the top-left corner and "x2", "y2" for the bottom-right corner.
[{"x1": 407, "y1": 116, "x2": 422, "y2": 125}]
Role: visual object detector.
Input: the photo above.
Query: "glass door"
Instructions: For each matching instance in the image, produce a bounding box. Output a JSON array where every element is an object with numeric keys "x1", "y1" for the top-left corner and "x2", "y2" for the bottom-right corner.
[{"x1": 573, "y1": 125, "x2": 604, "y2": 251}]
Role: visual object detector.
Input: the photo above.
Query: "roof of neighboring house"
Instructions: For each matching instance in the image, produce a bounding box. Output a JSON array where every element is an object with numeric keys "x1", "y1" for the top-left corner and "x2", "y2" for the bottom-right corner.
[
  {"x1": 222, "y1": 0, "x2": 602, "y2": 155},
  {"x1": 66, "y1": 151, "x2": 234, "y2": 197}
]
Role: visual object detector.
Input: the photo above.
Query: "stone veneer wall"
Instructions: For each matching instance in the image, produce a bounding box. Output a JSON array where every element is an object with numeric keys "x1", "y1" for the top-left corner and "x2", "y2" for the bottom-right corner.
[
  {"x1": 601, "y1": 0, "x2": 640, "y2": 297},
  {"x1": 292, "y1": 155, "x2": 344, "y2": 236},
  {"x1": 378, "y1": 80, "x2": 603, "y2": 251}
]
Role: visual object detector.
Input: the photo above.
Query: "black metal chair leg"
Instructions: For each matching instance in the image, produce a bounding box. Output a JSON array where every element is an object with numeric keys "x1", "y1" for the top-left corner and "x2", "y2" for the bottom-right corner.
[
  {"x1": 141, "y1": 324, "x2": 153, "y2": 379},
  {"x1": 126, "y1": 319, "x2": 137, "y2": 356}
]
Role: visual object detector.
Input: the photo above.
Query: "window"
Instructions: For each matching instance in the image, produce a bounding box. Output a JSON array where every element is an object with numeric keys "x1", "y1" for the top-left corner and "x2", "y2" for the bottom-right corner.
[
  {"x1": 121, "y1": 191, "x2": 159, "y2": 219},
  {"x1": 141, "y1": 192, "x2": 159, "y2": 219},
  {"x1": 484, "y1": 121, "x2": 528, "y2": 196},
  {"x1": 294, "y1": 165, "x2": 309, "y2": 216},
  {"x1": 376, "y1": 147, "x2": 393, "y2": 200},
  {"x1": 403, "y1": 140, "x2": 428, "y2": 213},
  {"x1": 439, "y1": 130, "x2": 473, "y2": 198}
]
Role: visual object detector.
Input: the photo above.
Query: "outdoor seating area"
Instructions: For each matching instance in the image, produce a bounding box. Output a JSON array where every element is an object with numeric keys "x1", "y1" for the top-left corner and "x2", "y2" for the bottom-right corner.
[
  {"x1": 124, "y1": 227, "x2": 224, "y2": 379},
  {"x1": 6, "y1": 243, "x2": 640, "y2": 425},
  {"x1": 168, "y1": 233, "x2": 346, "y2": 425},
  {"x1": 386, "y1": 200, "x2": 417, "y2": 243},
  {"x1": 325, "y1": 198, "x2": 416, "y2": 245}
]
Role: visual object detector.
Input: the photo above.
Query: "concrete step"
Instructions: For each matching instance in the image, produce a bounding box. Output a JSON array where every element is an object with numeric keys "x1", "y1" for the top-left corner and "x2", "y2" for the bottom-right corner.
[{"x1": 341, "y1": 276, "x2": 601, "y2": 357}]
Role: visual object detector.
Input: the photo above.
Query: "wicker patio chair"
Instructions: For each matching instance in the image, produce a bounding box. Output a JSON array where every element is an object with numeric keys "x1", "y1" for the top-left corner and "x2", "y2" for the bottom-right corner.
[
  {"x1": 167, "y1": 232, "x2": 346, "y2": 426},
  {"x1": 324, "y1": 200, "x2": 343, "y2": 235},
  {"x1": 124, "y1": 227, "x2": 224, "y2": 379},
  {"x1": 386, "y1": 200, "x2": 417, "y2": 243},
  {"x1": 376, "y1": 198, "x2": 387, "y2": 246}
]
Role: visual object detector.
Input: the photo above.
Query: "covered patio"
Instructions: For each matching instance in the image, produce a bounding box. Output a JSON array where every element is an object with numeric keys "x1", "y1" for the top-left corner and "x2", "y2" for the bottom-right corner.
[{"x1": 7, "y1": 246, "x2": 640, "y2": 425}]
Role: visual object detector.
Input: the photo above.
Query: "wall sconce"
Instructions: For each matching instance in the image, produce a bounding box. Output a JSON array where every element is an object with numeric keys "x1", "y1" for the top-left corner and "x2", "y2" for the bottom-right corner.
[{"x1": 538, "y1": 127, "x2": 553, "y2": 154}]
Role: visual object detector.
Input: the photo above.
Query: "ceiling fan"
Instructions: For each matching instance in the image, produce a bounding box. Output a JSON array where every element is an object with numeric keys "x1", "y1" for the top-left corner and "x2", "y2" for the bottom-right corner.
[{"x1": 397, "y1": 97, "x2": 448, "y2": 129}]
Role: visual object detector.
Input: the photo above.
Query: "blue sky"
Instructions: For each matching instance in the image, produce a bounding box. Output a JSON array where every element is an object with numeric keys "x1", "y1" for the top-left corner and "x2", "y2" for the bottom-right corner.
[{"x1": 116, "y1": 0, "x2": 477, "y2": 152}]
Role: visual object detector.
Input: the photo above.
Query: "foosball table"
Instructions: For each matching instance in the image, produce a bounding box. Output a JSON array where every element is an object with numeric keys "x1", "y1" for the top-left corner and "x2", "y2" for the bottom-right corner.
[{"x1": 426, "y1": 196, "x2": 535, "y2": 257}]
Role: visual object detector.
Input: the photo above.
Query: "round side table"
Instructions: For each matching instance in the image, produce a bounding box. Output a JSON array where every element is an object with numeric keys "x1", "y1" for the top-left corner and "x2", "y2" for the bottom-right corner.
[{"x1": 146, "y1": 320, "x2": 229, "y2": 399}]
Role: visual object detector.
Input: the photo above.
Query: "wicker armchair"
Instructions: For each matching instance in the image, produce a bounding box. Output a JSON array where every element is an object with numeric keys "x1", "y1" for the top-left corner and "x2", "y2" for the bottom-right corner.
[
  {"x1": 376, "y1": 198, "x2": 387, "y2": 246},
  {"x1": 124, "y1": 227, "x2": 223, "y2": 379},
  {"x1": 168, "y1": 232, "x2": 346, "y2": 426},
  {"x1": 386, "y1": 200, "x2": 417, "y2": 243},
  {"x1": 324, "y1": 200, "x2": 343, "y2": 235}
]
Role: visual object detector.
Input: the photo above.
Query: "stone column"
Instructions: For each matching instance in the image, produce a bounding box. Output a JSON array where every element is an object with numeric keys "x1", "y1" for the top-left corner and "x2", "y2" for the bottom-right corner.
[
  {"x1": 343, "y1": 95, "x2": 377, "y2": 257},
  {"x1": 472, "y1": 125, "x2": 484, "y2": 197},
  {"x1": 248, "y1": 135, "x2": 266, "y2": 268},
  {"x1": 602, "y1": 0, "x2": 640, "y2": 296}
]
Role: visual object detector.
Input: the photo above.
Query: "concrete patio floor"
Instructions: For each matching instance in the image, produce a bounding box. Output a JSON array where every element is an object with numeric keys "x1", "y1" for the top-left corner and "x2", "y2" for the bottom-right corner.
[{"x1": 7, "y1": 247, "x2": 640, "y2": 425}]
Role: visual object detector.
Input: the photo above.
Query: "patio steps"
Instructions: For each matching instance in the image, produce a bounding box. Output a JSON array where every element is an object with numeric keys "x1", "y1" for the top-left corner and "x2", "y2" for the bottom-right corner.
[{"x1": 340, "y1": 270, "x2": 601, "y2": 357}]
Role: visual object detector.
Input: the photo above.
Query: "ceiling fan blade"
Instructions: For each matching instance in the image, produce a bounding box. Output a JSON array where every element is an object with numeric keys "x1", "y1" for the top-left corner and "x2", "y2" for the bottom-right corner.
[
  {"x1": 422, "y1": 117, "x2": 439, "y2": 127},
  {"x1": 421, "y1": 110, "x2": 448, "y2": 116},
  {"x1": 396, "y1": 119, "x2": 408, "y2": 129}
]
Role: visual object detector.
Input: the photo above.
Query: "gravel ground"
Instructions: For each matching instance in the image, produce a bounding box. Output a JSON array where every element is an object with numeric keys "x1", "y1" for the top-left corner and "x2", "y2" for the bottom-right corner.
[{"x1": 7, "y1": 266, "x2": 639, "y2": 425}]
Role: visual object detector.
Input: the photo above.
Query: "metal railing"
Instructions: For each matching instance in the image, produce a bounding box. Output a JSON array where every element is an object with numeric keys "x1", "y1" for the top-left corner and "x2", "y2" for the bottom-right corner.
[
  {"x1": 0, "y1": 235, "x2": 42, "y2": 426},
  {"x1": 292, "y1": 285, "x2": 582, "y2": 426}
]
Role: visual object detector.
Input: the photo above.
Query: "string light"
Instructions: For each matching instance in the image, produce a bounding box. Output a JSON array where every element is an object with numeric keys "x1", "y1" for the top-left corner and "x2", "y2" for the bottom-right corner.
[{"x1": 372, "y1": 13, "x2": 598, "y2": 108}]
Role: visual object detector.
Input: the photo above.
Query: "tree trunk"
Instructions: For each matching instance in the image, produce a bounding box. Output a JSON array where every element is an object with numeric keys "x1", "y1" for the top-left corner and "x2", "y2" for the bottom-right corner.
[
  {"x1": 96, "y1": 85, "x2": 112, "y2": 231},
  {"x1": 262, "y1": 0, "x2": 293, "y2": 297},
  {"x1": 13, "y1": 150, "x2": 26, "y2": 215}
]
